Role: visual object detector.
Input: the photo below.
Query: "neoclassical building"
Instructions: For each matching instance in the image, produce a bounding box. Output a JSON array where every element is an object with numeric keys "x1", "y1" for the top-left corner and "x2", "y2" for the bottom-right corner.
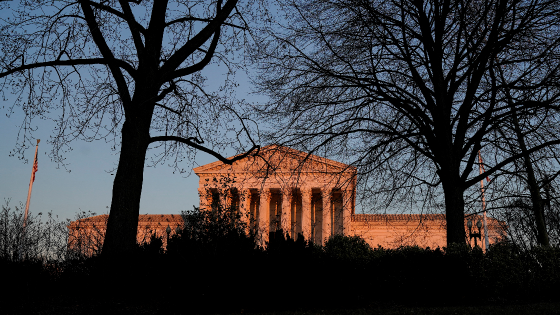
[
  {"x1": 194, "y1": 144, "x2": 357, "y2": 246},
  {"x1": 193, "y1": 145, "x2": 504, "y2": 248},
  {"x1": 67, "y1": 145, "x2": 505, "y2": 252}
]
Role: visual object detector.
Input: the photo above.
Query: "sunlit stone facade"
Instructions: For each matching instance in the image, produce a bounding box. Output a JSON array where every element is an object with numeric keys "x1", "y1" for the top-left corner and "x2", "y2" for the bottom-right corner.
[
  {"x1": 193, "y1": 145, "x2": 357, "y2": 246},
  {"x1": 67, "y1": 214, "x2": 182, "y2": 255},
  {"x1": 194, "y1": 145, "x2": 505, "y2": 249}
]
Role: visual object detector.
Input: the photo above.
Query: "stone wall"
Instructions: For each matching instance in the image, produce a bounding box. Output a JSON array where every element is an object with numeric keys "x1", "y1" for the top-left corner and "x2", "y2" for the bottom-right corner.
[
  {"x1": 67, "y1": 214, "x2": 182, "y2": 256},
  {"x1": 351, "y1": 214, "x2": 505, "y2": 249}
]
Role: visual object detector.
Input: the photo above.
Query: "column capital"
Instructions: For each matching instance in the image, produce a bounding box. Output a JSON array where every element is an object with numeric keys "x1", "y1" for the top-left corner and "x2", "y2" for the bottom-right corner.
[
  {"x1": 321, "y1": 187, "x2": 333, "y2": 198},
  {"x1": 260, "y1": 188, "x2": 272, "y2": 200},
  {"x1": 281, "y1": 187, "x2": 293, "y2": 196}
]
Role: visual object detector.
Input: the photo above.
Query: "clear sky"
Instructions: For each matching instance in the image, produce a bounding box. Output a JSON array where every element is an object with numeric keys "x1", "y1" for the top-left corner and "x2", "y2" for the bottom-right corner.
[
  {"x1": 0, "y1": 2, "x2": 272, "y2": 222},
  {"x1": 0, "y1": 5, "x2": 272, "y2": 229},
  {"x1": 0, "y1": 68, "x2": 263, "y2": 223}
]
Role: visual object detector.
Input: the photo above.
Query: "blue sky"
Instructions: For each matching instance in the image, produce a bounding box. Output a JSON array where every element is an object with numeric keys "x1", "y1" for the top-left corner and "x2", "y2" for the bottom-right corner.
[
  {"x1": 0, "y1": 100, "x2": 243, "y2": 222},
  {"x1": 0, "y1": 3, "x2": 287, "y2": 223},
  {"x1": 1, "y1": 66, "x2": 264, "y2": 223},
  {"x1": 0, "y1": 2, "x2": 275, "y2": 222}
]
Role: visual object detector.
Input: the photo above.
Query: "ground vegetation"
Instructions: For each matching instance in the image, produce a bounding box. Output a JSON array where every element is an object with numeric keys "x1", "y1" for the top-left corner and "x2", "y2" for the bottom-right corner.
[{"x1": 2, "y1": 199, "x2": 560, "y2": 314}]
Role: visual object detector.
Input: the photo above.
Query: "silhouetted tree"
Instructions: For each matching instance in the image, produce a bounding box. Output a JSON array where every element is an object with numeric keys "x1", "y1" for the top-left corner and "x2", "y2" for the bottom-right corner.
[
  {"x1": 252, "y1": 0, "x2": 560, "y2": 245},
  {"x1": 488, "y1": 65, "x2": 560, "y2": 246},
  {"x1": 477, "y1": 62, "x2": 560, "y2": 247},
  {"x1": 488, "y1": 131, "x2": 560, "y2": 248},
  {"x1": 494, "y1": 196, "x2": 560, "y2": 248},
  {"x1": 0, "y1": 199, "x2": 68, "y2": 262},
  {"x1": 0, "y1": 1, "x2": 259, "y2": 258}
]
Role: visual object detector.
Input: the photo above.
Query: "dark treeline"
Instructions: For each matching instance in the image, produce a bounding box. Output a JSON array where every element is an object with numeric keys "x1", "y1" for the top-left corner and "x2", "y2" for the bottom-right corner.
[{"x1": 3, "y1": 205, "x2": 560, "y2": 314}]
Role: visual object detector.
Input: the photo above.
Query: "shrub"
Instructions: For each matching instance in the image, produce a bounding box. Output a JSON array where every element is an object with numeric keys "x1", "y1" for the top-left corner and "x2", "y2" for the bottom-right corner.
[
  {"x1": 137, "y1": 233, "x2": 164, "y2": 256},
  {"x1": 167, "y1": 204, "x2": 256, "y2": 259},
  {"x1": 0, "y1": 199, "x2": 68, "y2": 262},
  {"x1": 324, "y1": 234, "x2": 372, "y2": 261}
]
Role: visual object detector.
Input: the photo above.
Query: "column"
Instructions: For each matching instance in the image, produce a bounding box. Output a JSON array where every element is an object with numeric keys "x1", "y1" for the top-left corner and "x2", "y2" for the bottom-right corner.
[
  {"x1": 281, "y1": 188, "x2": 292, "y2": 238},
  {"x1": 301, "y1": 188, "x2": 312, "y2": 241},
  {"x1": 342, "y1": 189, "x2": 352, "y2": 235},
  {"x1": 198, "y1": 188, "x2": 210, "y2": 211},
  {"x1": 322, "y1": 188, "x2": 332, "y2": 245},
  {"x1": 258, "y1": 188, "x2": 271, "y2": 247},
  {"x1": 219, "y1": 188, "x2": 232, "y2": 210},
  {"x1": 240, "y1": 189, "x2": 251, "y2": 233}
]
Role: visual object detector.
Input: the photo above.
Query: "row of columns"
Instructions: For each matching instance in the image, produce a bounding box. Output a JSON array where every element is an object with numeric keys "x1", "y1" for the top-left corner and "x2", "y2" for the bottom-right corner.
[{"x1": 198, "y1": 187, "x2": 353, "y2": 246}]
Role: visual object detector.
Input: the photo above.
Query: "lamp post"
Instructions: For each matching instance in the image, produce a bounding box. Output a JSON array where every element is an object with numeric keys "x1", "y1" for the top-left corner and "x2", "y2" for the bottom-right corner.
[{"x1": 467, "y1": 219, "x2": 482, "y2": 248}]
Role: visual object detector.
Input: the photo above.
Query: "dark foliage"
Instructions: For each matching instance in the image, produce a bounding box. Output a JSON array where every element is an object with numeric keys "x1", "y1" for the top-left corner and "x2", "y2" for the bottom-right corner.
[
  {"x1": 167, "y1": 205, "x2": 257, "y2": 259},
  {"x1": 2, "y1": 199, "x2": 559, "y2": 313},
  {"x1": 324, "y1": 234, "x2": 373, "y2": 262},
  {"x1": 4, "y1": 231, "x2": 560, "y2": 314}
]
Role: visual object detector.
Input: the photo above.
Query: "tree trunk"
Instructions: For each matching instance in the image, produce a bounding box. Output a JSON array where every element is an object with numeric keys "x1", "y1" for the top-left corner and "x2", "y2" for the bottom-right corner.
[
  {"x1": 524, "y1": 163, "x2": 549, "y2": 246},
  {"x1": 442, "y1": 179, "x2": 467, "y2": 246},
  {"x1": 510, "y1": 106, "x2": 550, "y2": 246},
  {"x1": 102, "y1": 117, "x2": 151, "y2": 258},
  {"x1": 434, "y1": 119, "x2": 467, "y2": 246}
]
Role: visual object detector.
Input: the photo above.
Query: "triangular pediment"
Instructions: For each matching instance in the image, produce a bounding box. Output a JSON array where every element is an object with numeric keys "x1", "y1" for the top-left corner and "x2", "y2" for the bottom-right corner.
[{"x1": 193, "y1": 144, "x2": 354, "y2": 176}]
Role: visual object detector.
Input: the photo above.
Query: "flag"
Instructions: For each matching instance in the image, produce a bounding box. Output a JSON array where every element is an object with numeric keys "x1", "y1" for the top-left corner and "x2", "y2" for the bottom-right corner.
[{"x1": 31, "y1": 155, "x2": 38, "y2": 183}]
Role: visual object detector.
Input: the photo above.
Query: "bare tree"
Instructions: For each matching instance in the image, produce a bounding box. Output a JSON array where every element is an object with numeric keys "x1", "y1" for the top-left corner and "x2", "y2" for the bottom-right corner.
[
  {"x1": 0, "y1": 199, "x2": 68, "y2": 262},
  {"x1": 492, "y1": 189, "x2": 560, "y2": 249},
  {"x1": 474, "y1": 59, "x2": 560, "y2": 247},
  {"x1": 486, "y1": 76, "x2": 560, "y2": 246},
  {"x1": 252, "y1": 0, "x2": 560, "y2": 245},
  {"x1": 0, "y1": 1, "x2": 260, "y2": 258}
]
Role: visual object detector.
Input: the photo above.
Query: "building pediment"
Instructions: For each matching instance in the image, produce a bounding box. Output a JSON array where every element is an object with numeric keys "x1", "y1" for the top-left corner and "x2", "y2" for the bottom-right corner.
[{"x1": 193, "y1": 144, "x2": 355, "y2": 176}]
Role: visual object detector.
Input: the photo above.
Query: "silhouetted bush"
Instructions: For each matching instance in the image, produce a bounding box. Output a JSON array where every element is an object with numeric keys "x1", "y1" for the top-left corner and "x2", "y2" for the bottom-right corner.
[
  {"x1": 3, "y1": 198, "x2": 560, "y2": 313},
  {"x1": 268, "y1": 230, "x2": 320, "y2": 257},
  {"x1": 137, "y1": 233, "x2": 164, "y2": 256},
  {"x1": 167, "y1": 205, "x2": 257, "y2": 260},
  {"x1": 324, "y1": 234, "x2": 373, "y2": 262},
  {"x1": 0, "y1": 200, "x2": 68, "y2": 262}
]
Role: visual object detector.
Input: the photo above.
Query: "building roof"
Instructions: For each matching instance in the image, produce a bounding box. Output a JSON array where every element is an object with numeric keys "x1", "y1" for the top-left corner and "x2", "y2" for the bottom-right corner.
[
  {"x1": 193, "y1": 144, "x2": 356, "y2": 175},
  {"x1": 352, "y1": 214, "x2": 446, "y2": 222},
  {"x1": 67, "y1": 214, "x2": 183, "y2": 228},
  {"x1": 68, "y1": 213, "x2": 501, "y2": 227},
  {"x1": 352, "y1": 213, "x2": 503, "y2": 225}
]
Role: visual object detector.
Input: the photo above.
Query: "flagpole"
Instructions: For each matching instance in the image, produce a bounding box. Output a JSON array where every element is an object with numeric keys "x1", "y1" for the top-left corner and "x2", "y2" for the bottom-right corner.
[
  {"x1": 21, "y1": 139, "x2": 40, "y2": 255},
  {"x1": 478, "y1": 151, "x2": 489, "y2": 252}
]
